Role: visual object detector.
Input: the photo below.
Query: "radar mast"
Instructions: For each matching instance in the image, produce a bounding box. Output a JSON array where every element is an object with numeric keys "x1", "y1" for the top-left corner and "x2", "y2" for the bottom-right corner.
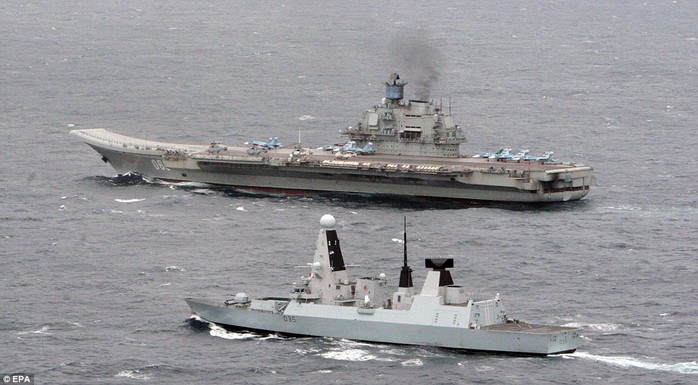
[{"x1": 398, "y1": 216, "x2": 413, "y2": 288}]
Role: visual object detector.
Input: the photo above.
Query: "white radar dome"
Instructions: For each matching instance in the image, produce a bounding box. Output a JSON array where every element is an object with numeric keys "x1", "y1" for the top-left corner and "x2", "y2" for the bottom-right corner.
[{"x1": 320, "y1": 214, "x2": 336, "y2": 228}]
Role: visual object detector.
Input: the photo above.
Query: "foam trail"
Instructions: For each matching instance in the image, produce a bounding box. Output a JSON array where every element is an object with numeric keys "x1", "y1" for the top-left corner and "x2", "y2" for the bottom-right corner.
[
  {"x1": 562, "y1": 322, "x2": 621, "y2": 332},
  {"x1": 115, "y1": 198, "x2": 145, "y2": 203},
  {"x1": 207, "y1": 321, "x2": 258, "y2": 340},
  {"x1": 401, "y1": 358, "x2": 423, "y2": 367},
  {"x1": 318, "y1": 339, "x2": 396, "y2": 362},
  {"x1": 17, "y1": 326, "x2": 50, "y2": 335},
  {"x1": 115, "y1": 370, "x2": 150, "y2": 380},
  {"x1": 189, "y1": 315, "x2": 259, "y2": 340},
  {"x1": 257, "y1": 334, "x2": 284, "y2": 341},
  {"x1": 157, "y1": 180, "x2": 211, "y2": 189},
  {"x1": 319, "y1": 349, "x2": 376, "y2": 362},
  {"x1": 569, "y1": 352, "x2": 698, "y2": 374}
]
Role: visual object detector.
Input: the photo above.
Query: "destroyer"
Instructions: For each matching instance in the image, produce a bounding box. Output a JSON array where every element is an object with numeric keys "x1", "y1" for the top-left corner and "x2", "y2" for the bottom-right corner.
[
  {"x1": 186, "y1": 214, "x2": 579, "y2": 355},
  {"x1": 71, "y1": 73, "x2": 593, "y2": 203}
]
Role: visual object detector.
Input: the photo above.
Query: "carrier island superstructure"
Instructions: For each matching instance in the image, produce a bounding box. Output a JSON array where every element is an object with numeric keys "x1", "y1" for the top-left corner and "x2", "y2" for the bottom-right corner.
[
  {"x1": 186, "y1": 214, "x2": 580, "y2": 355},
  {"x1": 70, "y1": 73, "x2": 593, "y2": 203}
]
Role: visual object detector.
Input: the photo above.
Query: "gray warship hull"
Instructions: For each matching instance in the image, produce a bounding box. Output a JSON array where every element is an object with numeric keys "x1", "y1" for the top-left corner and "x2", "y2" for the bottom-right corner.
[
  {"x1": 186, "y1": 297, "x2": 577, "y2": 355},
  {"x1": 71, "y1": 129, "x2": 592, "y2": 203},
  {"x1": 185, "y1": 215, "x2": 580, "y2": 356}
]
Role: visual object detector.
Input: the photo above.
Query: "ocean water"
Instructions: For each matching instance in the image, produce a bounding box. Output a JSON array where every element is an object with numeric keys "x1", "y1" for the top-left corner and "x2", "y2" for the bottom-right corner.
[{"x1": 1, "y1": 1, "x2": 696, "y2": 384}]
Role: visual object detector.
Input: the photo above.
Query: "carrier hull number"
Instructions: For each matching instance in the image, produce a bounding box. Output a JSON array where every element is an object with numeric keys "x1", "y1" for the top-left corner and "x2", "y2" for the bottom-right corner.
[{"x1": 151, "y1": 159, "x2": 169, "y2": 171}]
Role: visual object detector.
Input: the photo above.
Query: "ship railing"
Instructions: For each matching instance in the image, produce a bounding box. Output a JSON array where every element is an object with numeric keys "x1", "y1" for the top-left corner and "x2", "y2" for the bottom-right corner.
[
  {"x1": 320, "y1": 160, "x2": 361, "y2": 169},
  {"x1": 383, "y1": 163, "x2": 454, "y2": 174},
  {"x1": 76, "y1": 129, "x2": 209, "y2": 153},
  {"x1": 434, "y1": 137, "x2": 467, "y2": 144},
  {"x1": 413, "y1": 165, "x2": 443, "y2": 173},
  {"x1": 318, "y1": 158, "x2": 460, "y2": 175},
  {"x1": 78, "y1": 129, "x2": 171, "y2": 152}
]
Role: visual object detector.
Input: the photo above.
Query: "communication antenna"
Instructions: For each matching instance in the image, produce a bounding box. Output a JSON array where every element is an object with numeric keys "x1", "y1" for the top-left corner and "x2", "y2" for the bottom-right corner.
[
  {"x1": 399, "y1": 216, "x2": 413, "y2": 288},
  {"x1": 403, "y1": 216, "x2": 407, "y2": 265},
  {"x1": 296, "y1": 124, "x2": 302, "y2": 150}
]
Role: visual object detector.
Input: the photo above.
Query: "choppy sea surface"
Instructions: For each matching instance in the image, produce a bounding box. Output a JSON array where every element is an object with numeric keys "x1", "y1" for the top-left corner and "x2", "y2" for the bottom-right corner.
[{"x1": 1, "y1": 1, "x2": 696, "y2": 384}]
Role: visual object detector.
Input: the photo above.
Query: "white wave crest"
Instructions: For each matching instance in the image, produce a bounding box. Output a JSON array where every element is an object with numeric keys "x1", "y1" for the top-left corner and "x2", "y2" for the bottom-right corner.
[
  {"x1": 190, "y1": 188, "x2": 216, "y2": 195},
  {"x1": 115, "y1": 198, "x2": 145, "y2": 203},
  {"x1": 563, "y1": 322, "x2": 621, "y2": 332},
  {"x1": 208, "y1": 323, "x2": 258, "y2": 340},
  {"x1": 335, "y1": 339, "x2": 385, "y2": 349},
  {"x1": 159, "y1": 180, "x2": 211, "y2": 189},
  {"x1": 190, "y1": 315, "x2": 259, "y2": 340},
  {"x1": 319, "y1": 349, "x2": 378, "y2": 362},
  {"x1": 318, "y1": 342, "x2": 397, "y2": 362},
  {"x1": 258, "y1": 334, "x2": 284, "y2": 341},
  {"x1": 17, "y1": 326, "x2": 50, "y2": 335},
  {"x1": 603, "y1": 205, "x2": 642, "y2": 212},
  {"x1": 401, "y1": 358, "x2": 423, "y2": 367},
  {"x1": 569, "y1": 352, "x2": 698, "y2": 374},
  {"x1": 115, "y1": 370, "x2": 150, "y2": 380},
  {"x1": 295, "y1": 347, "x2": 322, "y2": 356}
]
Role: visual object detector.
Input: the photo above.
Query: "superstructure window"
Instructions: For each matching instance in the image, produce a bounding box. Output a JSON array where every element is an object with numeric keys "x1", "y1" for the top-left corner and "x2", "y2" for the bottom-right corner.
[{"x1": 400, "y1": 131, "x2": 421, "y2": 140}]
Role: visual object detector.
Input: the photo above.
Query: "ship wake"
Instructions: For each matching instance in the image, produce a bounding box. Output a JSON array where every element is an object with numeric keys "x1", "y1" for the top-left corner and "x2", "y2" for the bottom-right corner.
[
  {"x1": 565, "y1": 352, "x2": 698, "y2": 374},
  {"x1": 87, "y1": 173, "x2": 150, "y2": 187},
  {"x1": 186, "y1": 316, "x2": 282, "y2": 341}
]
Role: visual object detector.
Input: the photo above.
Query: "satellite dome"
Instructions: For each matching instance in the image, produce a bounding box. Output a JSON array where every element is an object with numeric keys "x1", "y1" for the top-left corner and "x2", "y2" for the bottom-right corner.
[{"x1": 320, "y1": 214, "x2": 336, "y2": 228}]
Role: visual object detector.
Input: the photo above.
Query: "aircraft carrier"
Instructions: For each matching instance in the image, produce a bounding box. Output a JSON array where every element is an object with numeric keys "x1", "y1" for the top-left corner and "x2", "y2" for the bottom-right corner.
[
  {"x1": 71, "y1": 73, "x2": 593, "y2": 203},
  {"x1": 186, "y1": 214, "x2": 580, "y2": 355}
]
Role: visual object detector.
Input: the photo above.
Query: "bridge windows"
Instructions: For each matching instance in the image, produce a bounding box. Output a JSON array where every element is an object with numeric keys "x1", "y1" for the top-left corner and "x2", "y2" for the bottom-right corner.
[{"x1": 400, "y1": 129, "x2": 422, "y2": 141}]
